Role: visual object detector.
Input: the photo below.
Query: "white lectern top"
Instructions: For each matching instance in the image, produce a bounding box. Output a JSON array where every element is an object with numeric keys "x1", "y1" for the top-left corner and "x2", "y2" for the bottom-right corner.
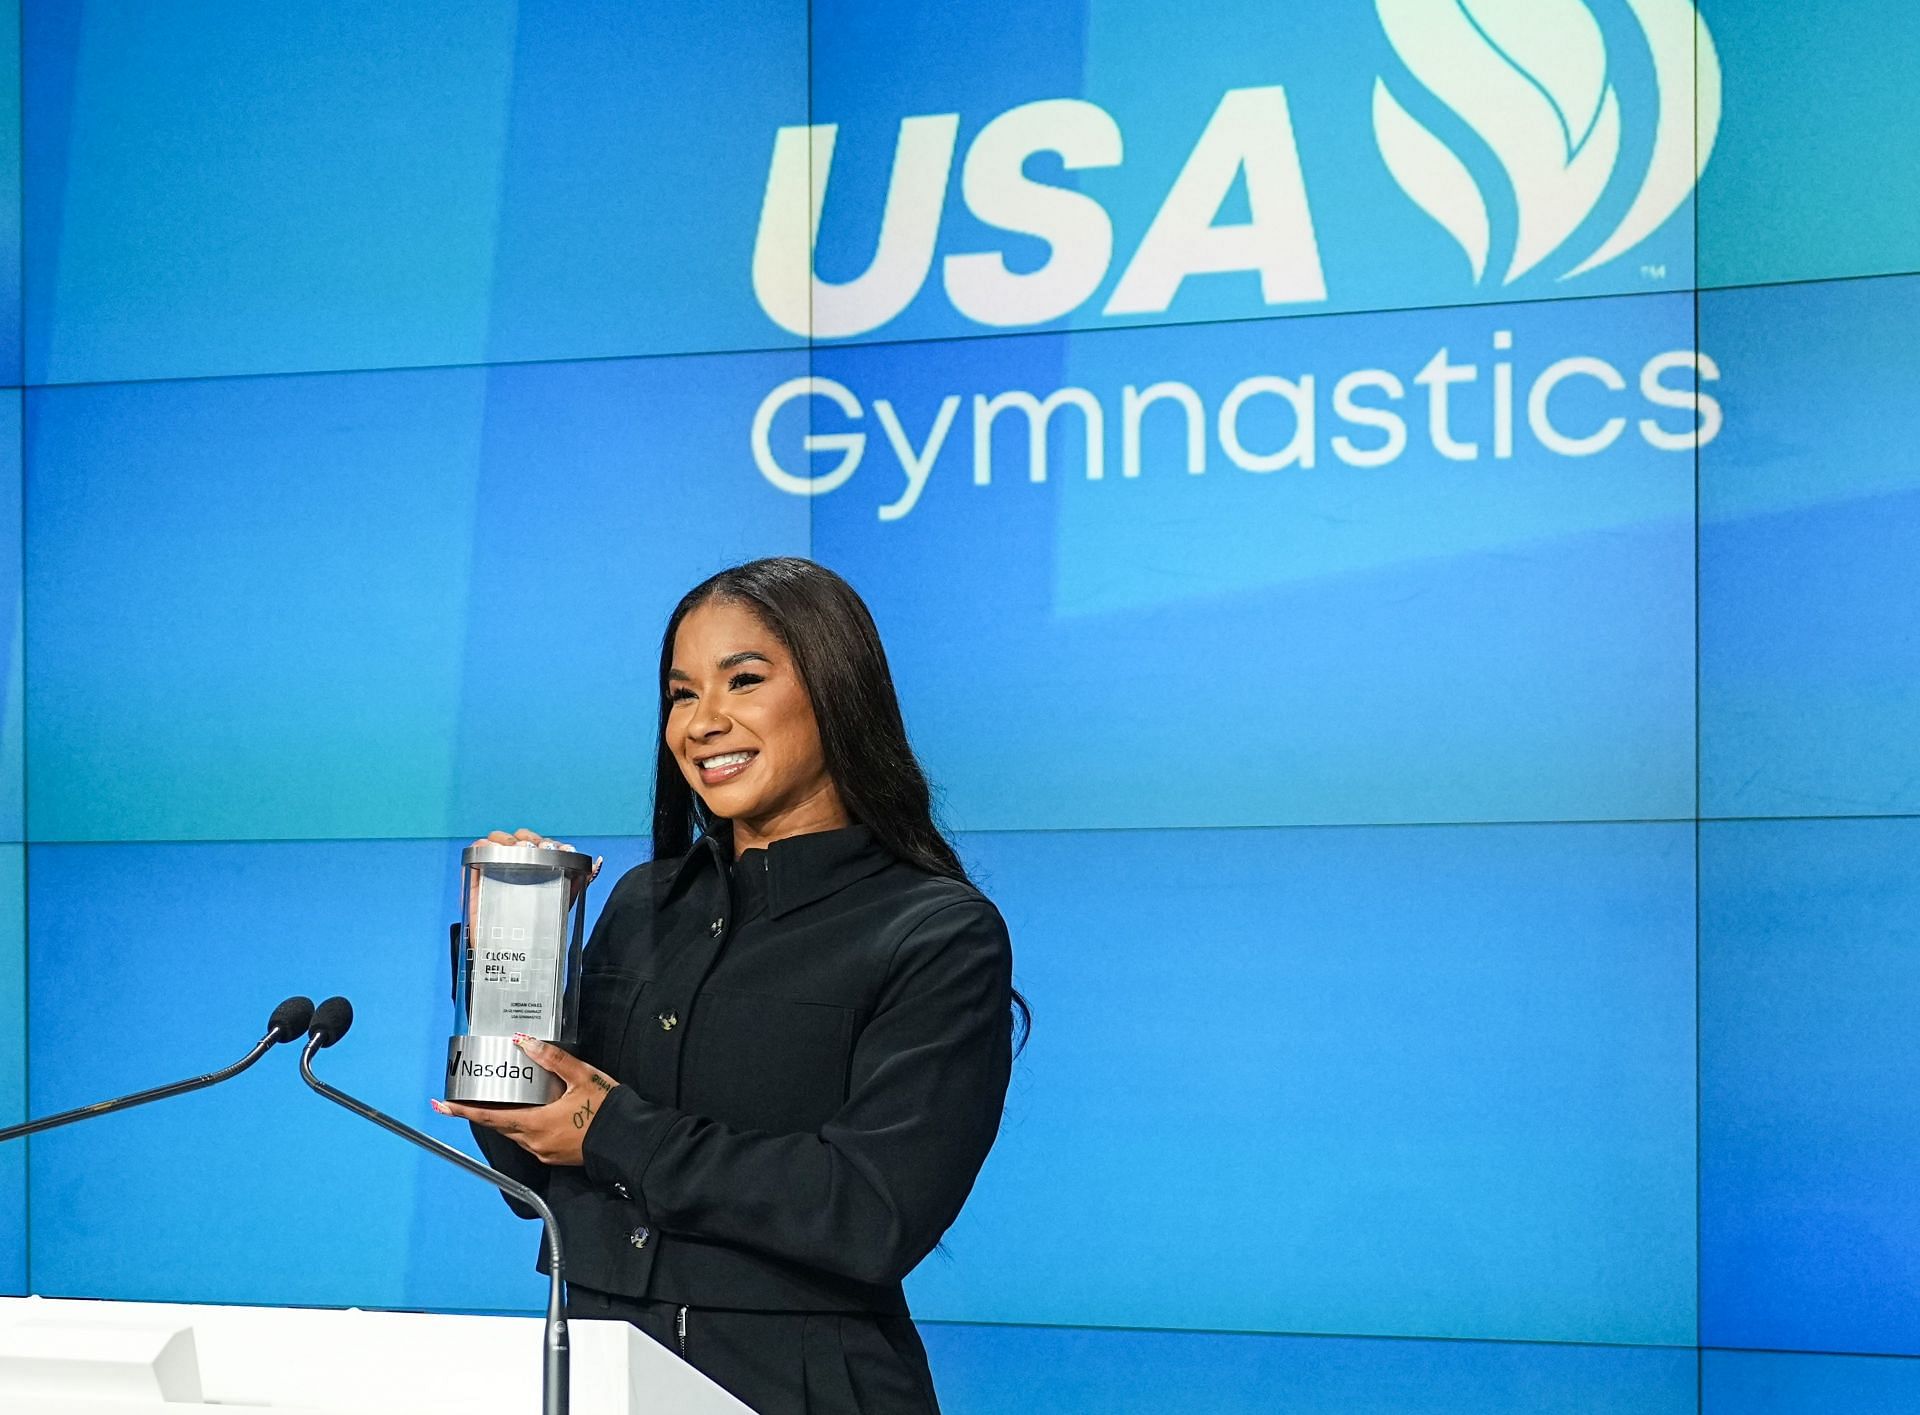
[{"x1": 0, "y1": 1295, "x2": 756, "y2": 1415}]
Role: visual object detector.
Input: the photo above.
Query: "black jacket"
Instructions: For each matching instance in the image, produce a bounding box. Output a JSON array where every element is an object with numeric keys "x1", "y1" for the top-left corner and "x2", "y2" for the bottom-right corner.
[{"x1": 471, "y1": 823, "x2": 1015, "y2": 1314}]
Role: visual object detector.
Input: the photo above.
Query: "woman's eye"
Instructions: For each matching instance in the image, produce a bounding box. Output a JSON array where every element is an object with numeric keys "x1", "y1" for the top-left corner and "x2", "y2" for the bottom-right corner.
[{"x1": 668, "y1": 673, "x2": 760, "y2": 704}]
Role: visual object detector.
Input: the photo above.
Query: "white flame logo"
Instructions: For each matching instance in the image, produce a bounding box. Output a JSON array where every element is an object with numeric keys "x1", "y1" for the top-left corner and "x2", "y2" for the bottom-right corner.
[{"x1": 1373, "y1": 0, "x2": 1721, "y2": 284}]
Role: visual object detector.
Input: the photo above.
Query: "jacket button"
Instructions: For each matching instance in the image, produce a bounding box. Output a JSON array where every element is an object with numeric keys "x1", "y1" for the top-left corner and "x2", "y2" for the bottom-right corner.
[
  {"x1": 629, "y1": 1226, "x2": 650, "y2": 1250},
  {"x1": 657, "y1": 1011, "x2": 679, "y2": 1031},
  {"x1": 709, "y1": 917, "x2": 724, "y2": 936}
]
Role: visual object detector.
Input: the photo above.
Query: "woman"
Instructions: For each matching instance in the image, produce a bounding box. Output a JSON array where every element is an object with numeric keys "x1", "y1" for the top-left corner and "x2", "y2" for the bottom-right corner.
[{"x1": 435, "y1": 556, "x2": 1028, "y2": 1414}]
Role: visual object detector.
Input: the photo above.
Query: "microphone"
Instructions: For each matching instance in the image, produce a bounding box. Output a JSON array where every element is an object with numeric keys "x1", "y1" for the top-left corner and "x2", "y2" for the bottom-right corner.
[
  {"x1": 0, "y1": 996, "x2": 315, "y2": 1144},
  {"x1": 309, "y1": 994, "x2": 353, "y2": 1047},
  {"x1": 297, "y1": 996, "x2": 570, "y2": 1415}
]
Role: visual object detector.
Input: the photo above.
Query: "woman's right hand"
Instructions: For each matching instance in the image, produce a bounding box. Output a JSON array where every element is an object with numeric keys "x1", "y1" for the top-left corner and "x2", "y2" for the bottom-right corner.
[{"x1": 469, "y1": 828, "x2": 605, "y2": 890}]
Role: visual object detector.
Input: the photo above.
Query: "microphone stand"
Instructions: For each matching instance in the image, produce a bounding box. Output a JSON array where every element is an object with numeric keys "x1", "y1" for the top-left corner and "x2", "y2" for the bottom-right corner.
[
  {"x1": 299, "y1": 1037, "x2": 570, "y2": 1415},
  {"x1": 0, "y1": 1021, "x2": 302, "y2": 1144}
]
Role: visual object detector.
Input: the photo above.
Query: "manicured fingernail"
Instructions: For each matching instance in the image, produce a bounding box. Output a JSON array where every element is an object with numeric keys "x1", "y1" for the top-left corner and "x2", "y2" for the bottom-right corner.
[{"x1": 429, "y1": 1099, "x2": 448, "y2": 1114}]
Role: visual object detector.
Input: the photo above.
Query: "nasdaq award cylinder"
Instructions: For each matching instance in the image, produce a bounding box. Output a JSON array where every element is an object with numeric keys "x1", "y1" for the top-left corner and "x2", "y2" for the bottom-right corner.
[{"x1": 447, "y1": 843, "x2": 593, "y2": 1104}]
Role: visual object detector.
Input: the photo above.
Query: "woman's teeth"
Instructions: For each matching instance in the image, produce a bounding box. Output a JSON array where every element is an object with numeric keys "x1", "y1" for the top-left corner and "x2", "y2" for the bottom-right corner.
[{"x1": 700, "y1": 751, "x2": 757, "y2": 779}]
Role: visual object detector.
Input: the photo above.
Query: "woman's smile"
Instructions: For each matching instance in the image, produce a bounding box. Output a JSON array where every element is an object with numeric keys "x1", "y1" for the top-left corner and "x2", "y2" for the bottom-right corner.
[{"x1": 696, "y1": 749, "x2": 759, "y2": 784}]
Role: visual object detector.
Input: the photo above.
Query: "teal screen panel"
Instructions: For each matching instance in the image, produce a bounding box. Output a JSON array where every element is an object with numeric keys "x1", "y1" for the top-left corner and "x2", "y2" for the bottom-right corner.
[
  {"x1": 922, "y1": 1324, "x2": 1696, "y2": 1414},
  {"x1": 25, "y1": 355, "x2": 808, "y2": 844},
  {"x1": 0, "y1": 847, "x2": 22, "y2": 1296},
  {"x1": 914, "y1": 822, "x2": 1697, "y2": 1345},
  {"x1": 1703, "y1": 1350, "x2": 1920, "y2": 1413},
  {"x1": 22, "y1": 0, "x2": 807, "y2": 383},
  {"x1": 1701, "y1": 816, "x2": 1920, "y2": 1356},
  {"x1": 1700, "y1": 273, "x2": 1920, "y2": 819},
  {"x1": 0, "y1": 390, "x2": 19, "y2": 841},
  {"x1": 1699, "y1": 0, "x2": 1920, "y2": 289}
]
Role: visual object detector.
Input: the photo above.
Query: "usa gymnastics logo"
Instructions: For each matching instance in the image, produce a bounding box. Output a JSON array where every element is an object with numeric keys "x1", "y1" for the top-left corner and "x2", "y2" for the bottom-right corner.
[
  {"x1": 750, "y1": 0, "x2": 1721, "y2": 340},
  {"x1": 1374, "y1": 0, "x2": 1721, "y2": 286},
  {"x1": 746, "y1": 1, "x2": 1726, "y2": 519}
]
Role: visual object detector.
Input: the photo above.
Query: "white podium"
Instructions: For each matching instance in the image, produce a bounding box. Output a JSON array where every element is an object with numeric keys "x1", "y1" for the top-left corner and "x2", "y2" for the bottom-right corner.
[{"x1": 0, "y1": 1296, "x2": 755, "y2": 1414}]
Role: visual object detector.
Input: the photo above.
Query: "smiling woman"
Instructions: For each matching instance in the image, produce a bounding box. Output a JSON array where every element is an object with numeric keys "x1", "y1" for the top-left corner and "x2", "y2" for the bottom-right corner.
[
  {"x1": 664, "y1": 596, "x2": 851, "y2": 852},
  {"x1": 441, "y1": 556, "x2": 1030, "y2": 1415}
]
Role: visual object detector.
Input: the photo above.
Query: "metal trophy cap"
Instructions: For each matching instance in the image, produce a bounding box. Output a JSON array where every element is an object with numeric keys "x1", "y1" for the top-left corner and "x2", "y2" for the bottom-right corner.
[{"x1": 460, "y1": 842, "x2": 597, "y2": 875}]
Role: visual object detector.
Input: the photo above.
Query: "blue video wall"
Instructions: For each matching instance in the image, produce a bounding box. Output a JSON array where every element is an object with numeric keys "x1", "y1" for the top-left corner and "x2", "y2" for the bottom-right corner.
[{"x1": 6, "y1": 1, "x2": 1920, "y2": 1411}]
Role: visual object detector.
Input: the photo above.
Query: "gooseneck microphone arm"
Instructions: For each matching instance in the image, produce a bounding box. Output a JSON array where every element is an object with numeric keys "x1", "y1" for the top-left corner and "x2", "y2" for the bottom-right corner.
[
  {"x1": 296, "y1": 997, "x2": 569, "y2": 1415},
  {"x1": 0, "y1": 996, "x2": 316, "y2": 1144}
]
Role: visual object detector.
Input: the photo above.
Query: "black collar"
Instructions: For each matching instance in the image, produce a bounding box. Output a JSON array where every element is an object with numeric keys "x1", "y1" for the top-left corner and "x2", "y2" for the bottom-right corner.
[{"x1": 658, "y1": 822, "x2": 895, "y2": 919}]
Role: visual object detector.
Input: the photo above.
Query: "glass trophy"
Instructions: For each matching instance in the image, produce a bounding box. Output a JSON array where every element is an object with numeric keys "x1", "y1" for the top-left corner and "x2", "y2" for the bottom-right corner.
[{"x1": 446, "y1": 842, "x2": 594, "y2": 1105}]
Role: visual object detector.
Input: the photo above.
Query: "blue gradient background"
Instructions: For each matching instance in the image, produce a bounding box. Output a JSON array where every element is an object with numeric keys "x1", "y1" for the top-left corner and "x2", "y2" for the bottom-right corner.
[{"x1": 5, "y1": 2, "x2": 1920, "y2": 1412}]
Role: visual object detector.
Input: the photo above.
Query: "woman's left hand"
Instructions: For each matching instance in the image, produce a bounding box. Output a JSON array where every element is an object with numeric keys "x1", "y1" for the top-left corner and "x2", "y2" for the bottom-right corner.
[{"x1": 433, "y1": 1036, "x2": 620, "y2": 1168}]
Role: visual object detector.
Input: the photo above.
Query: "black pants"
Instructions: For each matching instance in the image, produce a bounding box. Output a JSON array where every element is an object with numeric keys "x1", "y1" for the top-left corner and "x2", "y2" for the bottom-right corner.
[{"x1": 567, "y1": 1285, "x2": 943, "y2": 1415}]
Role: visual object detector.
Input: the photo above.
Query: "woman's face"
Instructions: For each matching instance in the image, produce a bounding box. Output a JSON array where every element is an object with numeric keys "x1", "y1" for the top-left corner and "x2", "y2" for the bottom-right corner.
[{"x1": 665, "y1": 597, "x2": 848, "y2": 846}]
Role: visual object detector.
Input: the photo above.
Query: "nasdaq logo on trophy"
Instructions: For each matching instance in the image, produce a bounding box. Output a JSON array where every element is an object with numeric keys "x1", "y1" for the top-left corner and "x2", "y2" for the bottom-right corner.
[{"x1": 445, "y1": 843, "x2": 595, "y2": 1105}]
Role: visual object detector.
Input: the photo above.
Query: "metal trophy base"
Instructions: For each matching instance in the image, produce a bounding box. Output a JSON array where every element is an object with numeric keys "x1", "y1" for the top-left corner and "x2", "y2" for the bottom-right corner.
[{"x1": 445, "y1": 1033, "x2": 563, "y2": 1105}]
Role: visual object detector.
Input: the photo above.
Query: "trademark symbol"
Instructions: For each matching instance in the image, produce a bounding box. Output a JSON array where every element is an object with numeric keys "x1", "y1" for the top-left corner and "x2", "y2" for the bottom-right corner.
[{"x1": 1642, "y1": 264, "x2": 1668, "y2": 280}]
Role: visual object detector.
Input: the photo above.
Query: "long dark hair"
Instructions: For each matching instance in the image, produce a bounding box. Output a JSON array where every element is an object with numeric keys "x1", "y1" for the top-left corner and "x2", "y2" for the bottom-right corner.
[{"x1": 651, "y1": 556, "x2": 1030, "y2": 1053}]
